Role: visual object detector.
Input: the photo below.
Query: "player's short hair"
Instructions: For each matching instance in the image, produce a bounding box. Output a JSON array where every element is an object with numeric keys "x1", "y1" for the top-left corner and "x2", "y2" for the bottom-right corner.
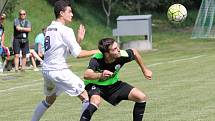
[
  {"x1": 98, "y1": 38, "x2": 115, "y2": 54},
  {"x1": 54, "y1": 0, "x2": 71, "y2": 19}
]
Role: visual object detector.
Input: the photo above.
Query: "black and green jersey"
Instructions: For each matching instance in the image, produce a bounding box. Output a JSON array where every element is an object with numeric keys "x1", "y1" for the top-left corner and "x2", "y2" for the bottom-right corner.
[{"x1": 84, "y1": 49, "x2": 135, "y2": 86}]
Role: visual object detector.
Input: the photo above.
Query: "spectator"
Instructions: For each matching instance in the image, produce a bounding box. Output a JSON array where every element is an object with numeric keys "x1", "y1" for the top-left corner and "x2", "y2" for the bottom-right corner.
[
  {"x1": 34, "y1": 27, "x2": 46, "y2": 59},
  {"x1": 29, "y1": 49, "x2": 43, "y2": 71},
  {"x1": 0, "y1": 13, "x2": 6, "y2": 54},
  {"x1": 13, "y1": 9, "x2": 31, "y2": 72},
  {"x1": 19, "y1": 48, "x2": 43, "y2": 72},
  {"x1": 0, "y1": 13, "x2": 6, "y2": 72}
]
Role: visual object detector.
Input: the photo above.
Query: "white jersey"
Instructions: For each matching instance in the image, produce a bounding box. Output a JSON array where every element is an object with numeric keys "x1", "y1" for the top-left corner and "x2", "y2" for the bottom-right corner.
[{"x1": 42, "y1": 21, "x2": 81, "y2": 70}]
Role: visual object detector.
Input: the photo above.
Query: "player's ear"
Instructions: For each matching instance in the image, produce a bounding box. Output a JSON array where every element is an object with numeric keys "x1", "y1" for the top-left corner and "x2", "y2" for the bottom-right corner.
[{"x1": 60, "y1": 11, "x2": 64, "y2": 17}]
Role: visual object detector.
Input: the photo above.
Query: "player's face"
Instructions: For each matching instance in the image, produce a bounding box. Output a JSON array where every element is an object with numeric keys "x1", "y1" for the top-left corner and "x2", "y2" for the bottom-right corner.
[
  {"x1": 108, "y1": 42, "x2": 120, "y2": 58},
  {"x1": 62, "y1": 6, "x2": 73, "y2": 23}
]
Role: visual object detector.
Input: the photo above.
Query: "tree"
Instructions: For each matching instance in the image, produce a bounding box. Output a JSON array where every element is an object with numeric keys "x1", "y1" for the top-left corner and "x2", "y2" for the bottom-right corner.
[
  {"x1": 102, "y1": 0, "x2": 119, "y2": 27},
  {"x1": 122, "y1": 0, "x2": 144, "y2": 15}
]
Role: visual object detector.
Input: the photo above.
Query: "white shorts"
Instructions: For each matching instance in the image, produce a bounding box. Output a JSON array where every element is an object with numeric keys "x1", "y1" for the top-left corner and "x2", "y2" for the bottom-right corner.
[{"x1": 42, "y1": 69, "x2": 85, "y2": 96}]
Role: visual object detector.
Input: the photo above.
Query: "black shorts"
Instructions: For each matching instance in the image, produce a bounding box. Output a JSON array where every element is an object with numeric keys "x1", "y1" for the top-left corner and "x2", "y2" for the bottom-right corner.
[
  {"x1": 13, "y1": 39, "x2": 29, "y2": 55},
  {"x1": 85, "y1": 81, "x2": 134, "y2": 106}
]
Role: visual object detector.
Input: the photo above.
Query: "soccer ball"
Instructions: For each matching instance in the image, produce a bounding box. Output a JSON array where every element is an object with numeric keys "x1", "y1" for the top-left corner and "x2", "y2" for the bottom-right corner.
[{"x1": 167, "y1": 4, "x2": 187, "y2": 23}]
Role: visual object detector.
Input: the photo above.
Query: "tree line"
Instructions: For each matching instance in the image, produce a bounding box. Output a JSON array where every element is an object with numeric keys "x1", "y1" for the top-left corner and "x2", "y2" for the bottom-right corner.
[{"x1": 47, "y1": 0, "x2": 203, "y2": 27}]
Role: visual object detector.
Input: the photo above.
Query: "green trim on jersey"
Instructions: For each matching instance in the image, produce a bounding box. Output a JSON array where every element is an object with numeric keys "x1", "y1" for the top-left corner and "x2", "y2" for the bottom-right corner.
[
  {"x1": 84, "y1": 50, "x2": 128, "y2": 86},
  {"x1": 91, "y1": 52, "x2": 103, "y2": 59},
  {"x1": 84, "y1": 73, "x2": 119, "y2": 86}
]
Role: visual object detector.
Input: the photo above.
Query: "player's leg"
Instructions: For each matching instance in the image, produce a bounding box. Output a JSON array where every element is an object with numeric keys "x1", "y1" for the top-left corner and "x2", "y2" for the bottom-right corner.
[
  {"x1": 52, "y1": 69, "x2": 95, "y2": 121},
  {"x1": 57, "y1": 73, "x2": 95, "y2": 121},
  {"x1": 80, "y1": 95, "x2": 101, "y2": 121},
  {"x1": 31, "y1": 95, "x2": 56, "y2": 121},
  {"x1": 128, "y1": 88, "x2": 147, "y2": 121},
  {"x1": 80, "y1": 85, "x2": 102, "y2": 121},
  {"x1": 108, "y1": 81, "x2": 147, "y2": 121},
  {"x1": 78, "y1": 90, "x2": 89, "y2": 115},
  {"x1": 31, "y1": 70, "x2": 58, "y2": 121}
]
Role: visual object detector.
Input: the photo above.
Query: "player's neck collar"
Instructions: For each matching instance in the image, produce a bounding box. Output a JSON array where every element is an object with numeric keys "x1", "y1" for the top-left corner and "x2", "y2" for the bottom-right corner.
[{"x1": 104, "y1": 56, "x2": 115, "y2": 64}]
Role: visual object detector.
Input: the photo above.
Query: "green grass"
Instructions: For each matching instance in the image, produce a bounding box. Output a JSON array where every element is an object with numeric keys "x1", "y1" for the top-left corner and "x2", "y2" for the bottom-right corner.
[
  {"x1": 1, "y1": 0, "x2": 215, "y2": 120},
  {"x1": 1, "y1": 35, "x2": 215, "y2": 121}
]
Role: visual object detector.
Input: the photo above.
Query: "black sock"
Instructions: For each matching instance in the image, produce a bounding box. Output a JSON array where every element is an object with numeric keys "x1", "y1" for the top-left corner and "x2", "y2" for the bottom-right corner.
[
  {"x1": 80, "y1": 103, "x2": 97, "y2": 121},
  {"x1": 133, "y1": 102, "x2": 146, "y2": 121}
]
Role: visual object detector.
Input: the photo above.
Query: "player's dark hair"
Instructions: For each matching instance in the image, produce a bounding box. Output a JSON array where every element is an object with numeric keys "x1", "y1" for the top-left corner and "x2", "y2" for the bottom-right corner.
[
  {"x1": 98, "y1": 38, "x2": 115, "y2": 54},
  {"x1": 54, "y1": 0, "x2": 71, "y2": 19}
]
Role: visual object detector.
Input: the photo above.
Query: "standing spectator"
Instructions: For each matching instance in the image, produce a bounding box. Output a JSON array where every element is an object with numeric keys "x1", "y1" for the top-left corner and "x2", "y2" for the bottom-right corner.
[
  {"x1": 0, "y1": 13, "x2": 6, "y2": 56},
  {"x1": 0, "y1": 13, "x2": 6, "y2": 72},
  {"x1": 13, "y1": 9, "x2": 31, "y2": 72},
  {"x1": 34, "y1": 27, "x2": 46, "y2": 59}
]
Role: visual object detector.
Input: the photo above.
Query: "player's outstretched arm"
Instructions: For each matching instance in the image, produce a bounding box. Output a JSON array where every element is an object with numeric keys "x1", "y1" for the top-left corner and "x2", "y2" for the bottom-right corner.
[
  {"x1": 77, "y1": 50, "x2": 100, "y2": 58},
  {"x1": 132, "y1": 48, "x2": 152, "y2": 80},
  {"x1": 84, "y1": 69, "x2": 113, "y2": 80}
]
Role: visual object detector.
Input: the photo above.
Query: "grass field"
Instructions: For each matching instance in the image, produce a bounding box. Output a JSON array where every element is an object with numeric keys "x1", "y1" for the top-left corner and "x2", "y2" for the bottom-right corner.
[
  {"x1": 1, "y1": 0, "x2": 215, "y2": 120},
  {"x1": 0, "y1": 34, "x2": 215, "y2": 121}
]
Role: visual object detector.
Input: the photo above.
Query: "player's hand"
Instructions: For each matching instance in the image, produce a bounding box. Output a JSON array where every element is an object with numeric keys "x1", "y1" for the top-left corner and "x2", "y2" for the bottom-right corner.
[
  {"x1": 100, "y1": 70, "x2": 113, "y2": 80},
  {"x1": 143, "y1": 68, "x2": 152, "y2": 80},
  {"x1": 77, "y1": 24, "x2": 85, "y2": 43}
]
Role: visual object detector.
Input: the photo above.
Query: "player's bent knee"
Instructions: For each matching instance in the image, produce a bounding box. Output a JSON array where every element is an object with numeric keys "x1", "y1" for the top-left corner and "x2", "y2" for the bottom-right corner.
[
  {"x1": 90, "y1": 95, "x2": 101, "y2": 107},
  {"x1": 129, "y1": 88, "x2": 148, "y2": 102},
  {"x1": 139, "y1": 94, "x2": 148, "y2": 102},
  {"x1": 79, "y1": 90, "x2": 89, "y2": 101},
  {"x1": 137, "y1": 90, "x2": 148, "y2": 102}
]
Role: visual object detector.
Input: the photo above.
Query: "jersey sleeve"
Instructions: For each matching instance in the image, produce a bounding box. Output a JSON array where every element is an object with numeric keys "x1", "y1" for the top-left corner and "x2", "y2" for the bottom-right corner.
[
  {"x1": 87, "y1": 58, "x2": 99, "y2": 72},
  {"x1": 126, "y1": 49, "x2": 135, "y2": 61},
  {"x1": 120, "y1": 49, "x2": 135, "y2": 63},
  {"x1": 62, "y1": 28, "x2": 81, "y2": 57}
]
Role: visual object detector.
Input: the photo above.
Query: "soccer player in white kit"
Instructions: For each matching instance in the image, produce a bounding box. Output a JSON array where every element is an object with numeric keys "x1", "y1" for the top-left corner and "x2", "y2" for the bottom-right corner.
[{"x1": 31, "y1": 1, "x2": 99, "y2": 121}]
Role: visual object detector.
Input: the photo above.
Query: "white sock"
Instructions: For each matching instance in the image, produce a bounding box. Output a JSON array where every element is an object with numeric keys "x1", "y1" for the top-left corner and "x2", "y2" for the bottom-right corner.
[
  {"x1": 80, "y1": 100, "x2": 89, "y2": 116},
  {"x1": 31, "y1": 100, "x2": 50, "y2": 121}
]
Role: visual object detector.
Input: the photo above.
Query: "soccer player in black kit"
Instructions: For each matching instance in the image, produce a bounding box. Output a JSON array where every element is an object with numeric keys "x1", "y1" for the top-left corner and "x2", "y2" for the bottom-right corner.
[{"x1": 80, "y1": 38, "x2": 152, "y2": 121}]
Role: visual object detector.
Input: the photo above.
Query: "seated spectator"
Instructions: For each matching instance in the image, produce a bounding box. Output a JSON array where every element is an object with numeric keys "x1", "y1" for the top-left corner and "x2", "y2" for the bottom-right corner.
[
  {"x1": 22, "y1": 49, "x2": 43, "y2": 71},
  {"x1": 29, "y1": 49, "x2": 43, "y2": 71},
  {"x1": 34, "y1": 27, "x2": 46, "y2": 59}
]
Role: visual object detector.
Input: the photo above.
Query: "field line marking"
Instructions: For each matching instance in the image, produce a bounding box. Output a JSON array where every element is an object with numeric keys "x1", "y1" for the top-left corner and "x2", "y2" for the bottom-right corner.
[
  {"x1": 0, "y1": 80, "x2": 42, "y2": 93},
  {"x1": 0, "y1": 55, "x2": 206, "y2": 94},
  {"x1": 148, "y1": 55, "x2": 205, "y2": 67},
  {"x1": 167, "y1": 55, "x2": 205, "y2": 63}
]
